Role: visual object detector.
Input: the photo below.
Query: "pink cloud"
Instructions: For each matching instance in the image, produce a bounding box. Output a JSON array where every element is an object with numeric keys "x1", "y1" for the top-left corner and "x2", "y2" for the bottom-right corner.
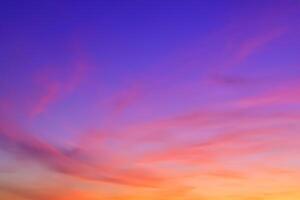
[
  {"x1": 107, "y1": 84, "x2": 142, "y2": 122},
  {"x1": 30, "y1": 81, "x2": 60, "y2": 117},
  {"x1": 0, "y1": 117, "x2": 164, "y2": 187},
  {"x1": 221, "y1": 27, "x2": 286, "y2": 70},
  {"x1": 138, "y1": 127, "x2": 287, "y2": 165},
  {"x1": 237, "y1": 81, "x2": 300, "y2": 108},
  {"x1": 30, "y1": 56, "x2": 90, "y2": 118}
]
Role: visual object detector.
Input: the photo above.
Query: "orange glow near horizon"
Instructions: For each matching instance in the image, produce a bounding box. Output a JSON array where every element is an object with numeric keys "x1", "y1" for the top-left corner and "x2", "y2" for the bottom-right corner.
[{"x1": 0, "y1": 1, "x2": 300, "y2": 199}]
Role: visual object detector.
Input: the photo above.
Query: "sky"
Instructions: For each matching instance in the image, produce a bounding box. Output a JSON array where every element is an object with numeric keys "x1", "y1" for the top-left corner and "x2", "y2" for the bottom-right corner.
[{"x1": 0, "y1": 0, "x2": 300, "y2": 199}]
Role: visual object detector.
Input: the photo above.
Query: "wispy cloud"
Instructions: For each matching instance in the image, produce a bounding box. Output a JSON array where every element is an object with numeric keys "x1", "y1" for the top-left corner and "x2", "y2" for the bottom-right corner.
[
  {"x1": 0, "y1": 117, "x2": 164, "y2": 187},
  {"x1": 219, "y1": 27, "x2": 287, "y2": 71},
  {"x1": 236, "y1": 81, "x2": 300, "y2": 108},
  {"x1": 30, "y1": 57, "x2": 90, "y2": 118}
]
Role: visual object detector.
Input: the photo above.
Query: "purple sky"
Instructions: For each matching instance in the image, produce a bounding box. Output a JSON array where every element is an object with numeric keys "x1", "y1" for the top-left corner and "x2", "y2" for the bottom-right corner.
[{"x1": 0, "y1": 1, "x2": 300, "y2": 200}]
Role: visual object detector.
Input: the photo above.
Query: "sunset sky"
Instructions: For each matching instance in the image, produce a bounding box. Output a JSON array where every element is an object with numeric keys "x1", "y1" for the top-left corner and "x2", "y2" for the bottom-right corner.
[{"x1": 0, "y1": 1, "x2": 300, "y2": 200}]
